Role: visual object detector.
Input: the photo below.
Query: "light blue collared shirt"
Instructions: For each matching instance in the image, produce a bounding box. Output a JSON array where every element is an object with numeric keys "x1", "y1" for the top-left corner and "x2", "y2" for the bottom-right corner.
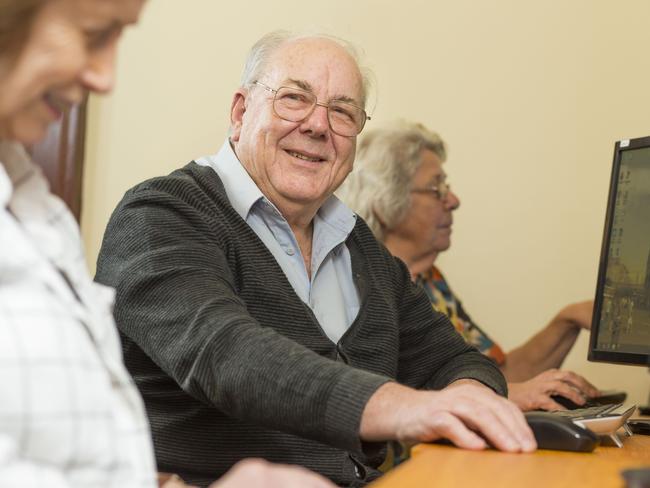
[{"x1": 196, "y1": 140, "x2": 360, "y2": 344}]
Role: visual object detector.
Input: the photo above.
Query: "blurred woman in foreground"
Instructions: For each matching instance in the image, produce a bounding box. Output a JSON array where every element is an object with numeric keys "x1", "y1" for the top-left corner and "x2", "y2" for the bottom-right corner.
[
  {"x1": 338, "y1": 121, "x2": 599, "y2": 412},
  {"x1": 0, "y1": 1, "x2": 333, "y2": 486}
]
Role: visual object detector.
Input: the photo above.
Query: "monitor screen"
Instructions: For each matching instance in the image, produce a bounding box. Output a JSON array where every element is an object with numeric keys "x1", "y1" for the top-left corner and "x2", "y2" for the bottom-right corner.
[{"x1": 589, "y1": 137, "x2": 650, "y2": 366}]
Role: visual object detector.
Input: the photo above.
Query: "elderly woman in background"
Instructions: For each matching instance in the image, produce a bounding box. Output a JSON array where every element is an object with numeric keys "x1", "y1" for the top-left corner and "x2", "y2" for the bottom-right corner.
[
  {"x1": 338, "y1": 121, "x2": 599, "y2": 411},
  {"x1": 0, "y1": 1, "x2": 333, "y2": 487}
]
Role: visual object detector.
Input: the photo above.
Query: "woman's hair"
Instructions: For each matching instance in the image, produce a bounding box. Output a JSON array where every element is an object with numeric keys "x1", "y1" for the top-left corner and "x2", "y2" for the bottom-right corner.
[
  {"x1": 0, "y1": 0, "x2": 43, "y2": 55},
  {"x1": 239, "y1": 30, "x2": 373, "y2": 108},
  {"x1": 337, "y1": 121, "x2": 446, "y2": 242}
]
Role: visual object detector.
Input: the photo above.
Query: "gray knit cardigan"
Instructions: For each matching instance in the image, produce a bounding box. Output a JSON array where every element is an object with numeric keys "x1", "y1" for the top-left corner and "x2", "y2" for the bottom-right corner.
[{"x1": 95, "y1": 162, "x2": 506, "y2": 487}]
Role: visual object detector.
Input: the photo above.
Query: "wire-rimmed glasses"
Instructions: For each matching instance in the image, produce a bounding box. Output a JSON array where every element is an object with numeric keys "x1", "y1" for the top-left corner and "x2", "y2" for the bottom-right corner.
[{"x1": 253, "y1": 81, "x2": 370, "y2": 137}]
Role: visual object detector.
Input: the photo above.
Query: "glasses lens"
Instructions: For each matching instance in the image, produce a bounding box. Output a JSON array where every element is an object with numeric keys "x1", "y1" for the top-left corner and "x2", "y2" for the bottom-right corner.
[
  {"x1": 328, "y1": 101, "x2": 366, "y2": 137},
  {"x1": 272, "y1": 86, "x2": 367, "y2": 137},
  {"x1": 273, "y1": 87, "x2": 315, "y2": 122},
  {"x1": 438, "y1": 182, "x2": 450, "y2": 200}
]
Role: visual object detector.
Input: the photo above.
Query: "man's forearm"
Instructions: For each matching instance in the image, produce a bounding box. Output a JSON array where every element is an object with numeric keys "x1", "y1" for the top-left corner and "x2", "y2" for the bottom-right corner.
[{"x1": 359, "y1": 382, "x2": 416, "y2": 441}]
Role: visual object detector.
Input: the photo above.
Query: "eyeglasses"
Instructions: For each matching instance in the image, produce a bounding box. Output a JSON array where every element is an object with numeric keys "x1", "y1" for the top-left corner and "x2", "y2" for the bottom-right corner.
[
  {"x1": 253, "y1": 81, "x2": 370, "y2": 137},
  {"x1": 410, "y1": 181, "x2": 452, "y2": 201}
]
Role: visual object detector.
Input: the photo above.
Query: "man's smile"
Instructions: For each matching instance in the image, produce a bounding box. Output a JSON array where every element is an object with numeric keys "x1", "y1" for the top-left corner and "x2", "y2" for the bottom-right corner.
[{"x1": 284, "y1": 148, "x2": 327, "y2": 163}]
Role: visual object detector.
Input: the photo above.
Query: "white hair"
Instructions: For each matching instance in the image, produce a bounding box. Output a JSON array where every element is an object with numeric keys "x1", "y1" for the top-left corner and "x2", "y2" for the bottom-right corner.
[
  {"x1": 239, "y1": 30, "x2": 373, "y2": 108},
  {"x1": 337, "y1": 121, "x2": 447, "y2": 242}
]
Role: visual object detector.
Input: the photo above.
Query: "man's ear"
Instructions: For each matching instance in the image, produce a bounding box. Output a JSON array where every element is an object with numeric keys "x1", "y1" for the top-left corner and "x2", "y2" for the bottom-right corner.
[{"x1": 230, "y1": 89, "x2": 247, "y2": 142}]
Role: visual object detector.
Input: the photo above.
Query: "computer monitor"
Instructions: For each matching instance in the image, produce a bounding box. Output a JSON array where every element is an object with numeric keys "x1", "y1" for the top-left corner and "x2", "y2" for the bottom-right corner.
[{"x1": 589, "y1": 136, "x2": 650, "y2": 367}]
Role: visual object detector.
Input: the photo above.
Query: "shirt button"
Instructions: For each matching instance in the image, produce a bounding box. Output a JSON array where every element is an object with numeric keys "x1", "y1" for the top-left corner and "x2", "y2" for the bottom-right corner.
[{"x1": 286, "y1": 248, "x2": 295, "y2": 256}]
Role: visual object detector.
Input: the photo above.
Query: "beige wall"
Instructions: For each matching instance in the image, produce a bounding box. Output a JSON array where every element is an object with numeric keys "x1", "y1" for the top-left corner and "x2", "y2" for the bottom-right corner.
[{"x1": 82, "y1": 0, "x2": 650, "y2": 404}]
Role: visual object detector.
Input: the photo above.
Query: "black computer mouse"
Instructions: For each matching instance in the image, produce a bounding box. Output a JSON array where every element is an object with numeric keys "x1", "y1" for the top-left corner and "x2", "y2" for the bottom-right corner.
[
  {"x1": 550, "y1": 395, "x2": 584, "y2": 410},
  {"x1": 525, "y1": 411, "x2": 599, "y2": 452}
]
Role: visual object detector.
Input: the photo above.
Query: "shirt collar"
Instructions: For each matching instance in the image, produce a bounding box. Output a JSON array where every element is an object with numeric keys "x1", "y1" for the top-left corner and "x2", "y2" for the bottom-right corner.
[
  {"x1": 195, "y1": 139, "x2": 264, "y2": 221},
  {"x1": 0, "y1": 141, "x2": 33, "y2": 208},
  {"x1": 196, "y1": 139, "x2": 357, "y2": 238},
  {"x1": 315, "y1": 193, "x2": 357, "y2": 242}
]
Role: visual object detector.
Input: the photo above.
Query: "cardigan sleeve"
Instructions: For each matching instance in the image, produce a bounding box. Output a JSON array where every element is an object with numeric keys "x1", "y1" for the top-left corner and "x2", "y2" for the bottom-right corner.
[
  {"x1": 95, "y1": 182, "x2": 390, "y2": 456},
  {"x1": 391, "y1": 256, "x2": 508, "y2": 396}
]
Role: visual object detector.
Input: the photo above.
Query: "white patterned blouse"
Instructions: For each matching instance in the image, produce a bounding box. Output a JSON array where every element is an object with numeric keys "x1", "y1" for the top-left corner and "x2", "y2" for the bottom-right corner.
[{"x1": 0, "y1": 141, "x2": 157, "y2": 488}]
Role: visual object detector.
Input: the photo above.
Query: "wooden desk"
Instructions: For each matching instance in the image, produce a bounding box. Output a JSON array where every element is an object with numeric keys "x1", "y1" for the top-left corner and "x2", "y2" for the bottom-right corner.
[{"x1": 370, "y1": 434, "x2": 650, "y2": 487}]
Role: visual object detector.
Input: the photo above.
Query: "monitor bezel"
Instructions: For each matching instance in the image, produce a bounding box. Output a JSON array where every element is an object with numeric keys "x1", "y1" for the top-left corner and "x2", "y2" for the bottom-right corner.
[{"x1": 588, "y1": 135, "x2": 650, "y2": 366}]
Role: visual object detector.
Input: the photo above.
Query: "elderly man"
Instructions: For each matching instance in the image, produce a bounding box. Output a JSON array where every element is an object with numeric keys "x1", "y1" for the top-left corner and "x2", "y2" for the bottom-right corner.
[{"x1": 96, "y1": 31, "x2": 535, "y2": 487}]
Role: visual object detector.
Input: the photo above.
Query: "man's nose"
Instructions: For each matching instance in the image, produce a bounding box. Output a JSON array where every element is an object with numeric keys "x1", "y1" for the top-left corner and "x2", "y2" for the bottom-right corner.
[
  {"x1": 299, "y1": 104, "x2": 330, "y2": 138},
  {"x1": 80, "y1": 42, "x2": 118, "y2": 94}
]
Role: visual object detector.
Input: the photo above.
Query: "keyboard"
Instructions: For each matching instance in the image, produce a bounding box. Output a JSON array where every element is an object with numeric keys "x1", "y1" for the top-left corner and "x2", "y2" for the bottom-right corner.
[
  {"x1": 546, "y1": 403, "x2": 636, "y2": 446},
  {"x1": 550, "y1": 402, "x2": 622, "y2": 421}
]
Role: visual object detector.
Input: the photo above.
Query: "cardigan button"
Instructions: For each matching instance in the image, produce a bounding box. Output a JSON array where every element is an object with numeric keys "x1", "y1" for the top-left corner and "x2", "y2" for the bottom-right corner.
[{"x1": 349, "y1": 455, "x2": 366, "y2": 480}]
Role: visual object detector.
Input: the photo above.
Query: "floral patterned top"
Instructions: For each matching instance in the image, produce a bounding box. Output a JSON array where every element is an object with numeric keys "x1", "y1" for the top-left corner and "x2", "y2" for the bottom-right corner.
[{"x1": 415, "y1": 265, "x2": 506, "y2": 366}]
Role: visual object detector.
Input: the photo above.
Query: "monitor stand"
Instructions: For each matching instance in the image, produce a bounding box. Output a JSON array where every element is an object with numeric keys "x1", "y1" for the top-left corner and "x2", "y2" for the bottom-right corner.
[{"x1": 641, "y1": 369, "x2": 650, "y2": 415}]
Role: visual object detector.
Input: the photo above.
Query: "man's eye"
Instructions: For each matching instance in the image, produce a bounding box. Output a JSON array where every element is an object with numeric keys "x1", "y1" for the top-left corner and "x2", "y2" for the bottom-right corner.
[
  {"x1": 330, "y1": 105, "x2": 355, "y2": 121},
  {"x1": 283, "y1": 92, "x2": 308, "y2": 103}
]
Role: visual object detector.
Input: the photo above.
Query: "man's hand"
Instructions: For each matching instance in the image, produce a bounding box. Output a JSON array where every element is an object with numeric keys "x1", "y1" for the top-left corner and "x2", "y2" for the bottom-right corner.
[
  {"x1": 209, "y1": 459, "x2": 336, "y2": 488},
  {"x1": 508, "y1": 369, "x2": 600, "y2": 411},
  {"x1": 360, "y1": 381, "x2": 536, "y2": 453}
]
